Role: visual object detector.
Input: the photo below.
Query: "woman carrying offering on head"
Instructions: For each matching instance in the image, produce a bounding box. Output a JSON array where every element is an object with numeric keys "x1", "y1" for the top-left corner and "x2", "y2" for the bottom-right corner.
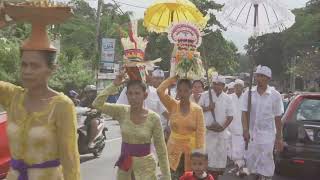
[
  {"x1": 92, "y1": 72, "x2": 171, "y2": 180},
  {"x1": 157, "y1": 76, "x2": 205, "y2": 179},
  {"x1": 0, "y1": 2, "x2": 80, "y2": 179}
]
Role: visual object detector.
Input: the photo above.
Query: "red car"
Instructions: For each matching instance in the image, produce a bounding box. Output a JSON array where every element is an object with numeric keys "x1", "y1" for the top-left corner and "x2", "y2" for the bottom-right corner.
[
  {"x1": 0, "y1": 109, "x2": 10, "y2": 179},
  {"x1": 275, "y1": 93, "x2": 320, "y2": 176}
]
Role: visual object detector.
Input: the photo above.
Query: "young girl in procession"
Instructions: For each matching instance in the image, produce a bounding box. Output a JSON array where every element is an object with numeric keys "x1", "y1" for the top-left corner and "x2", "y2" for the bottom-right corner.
[
  {"x1": 92, "y1": 72, "x2": 171, "y2": 180},
  {"x1": 157, "y1": 76, "x2": 205, "y2": 179},
  {"x1": 0, "y1": 2, "x2": 80, "y2": 180}
]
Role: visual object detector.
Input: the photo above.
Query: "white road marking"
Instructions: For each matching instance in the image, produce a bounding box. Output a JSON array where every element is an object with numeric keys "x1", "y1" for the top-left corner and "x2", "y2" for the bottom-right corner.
[{"x1": 106, "y1": 137, "x2": 121, "y2": 142}]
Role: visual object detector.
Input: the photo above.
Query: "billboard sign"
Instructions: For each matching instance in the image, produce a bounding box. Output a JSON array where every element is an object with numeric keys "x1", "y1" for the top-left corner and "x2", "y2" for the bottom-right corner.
[{"x1": 101, "y1": 38, "x2": 116, "y2": 63}]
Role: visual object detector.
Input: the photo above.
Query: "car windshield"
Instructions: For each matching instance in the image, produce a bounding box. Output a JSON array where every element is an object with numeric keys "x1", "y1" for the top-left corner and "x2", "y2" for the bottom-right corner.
[
  {"x1": 295, "y1": 98, "x2": 320, "y2": 121},
  {"x1": 0, "y1": 106, "x2": 4, "y2": 113}
]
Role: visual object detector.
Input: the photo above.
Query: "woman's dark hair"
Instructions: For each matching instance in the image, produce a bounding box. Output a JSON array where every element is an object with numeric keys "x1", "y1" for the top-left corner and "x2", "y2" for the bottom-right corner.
[
  {"x1": 126, "y1": 80, "x2": 147, "y2": 92},
  {"x1": 21, "y1": 50, "x2": 57, "y2": 69},
  {"x1": 192, "y1": 80, "x2": 204, "y2": 89},
  {"x1": 177, "y1": 79, "x2": 192, "y2": 89}
]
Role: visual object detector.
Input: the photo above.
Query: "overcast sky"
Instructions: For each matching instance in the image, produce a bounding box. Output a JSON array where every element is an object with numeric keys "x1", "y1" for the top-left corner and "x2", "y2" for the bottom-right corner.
[{"x1": 59, "y1": 0, "x2": 309, "y2": 52}]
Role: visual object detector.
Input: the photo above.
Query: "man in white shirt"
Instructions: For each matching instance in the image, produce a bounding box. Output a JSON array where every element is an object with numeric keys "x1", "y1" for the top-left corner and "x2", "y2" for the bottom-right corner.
[
  {"x1": 228, "y1": 79, "x2": 246, "y2": 173},
  {"x1": 227, "y1": 82, "x2": 235, "y2": 94},
  {"x1": 152, "y1": 69, "x2": 165, "y2": 88},
  {"x1": 150, "y1": 68, "x2": 170, "y2": 138},
  {"x1": 242, "y1": 65, "x2": 284, "y2": 180},
  {"x1": 198, "y1": 75, "x2": 234, "y2": 179}
]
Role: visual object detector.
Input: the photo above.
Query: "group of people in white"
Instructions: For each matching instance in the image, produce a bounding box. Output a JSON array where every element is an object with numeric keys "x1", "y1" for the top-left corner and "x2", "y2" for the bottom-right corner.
[{"x1": 114, "y1": 65, "x2": 284, "y2": 180}]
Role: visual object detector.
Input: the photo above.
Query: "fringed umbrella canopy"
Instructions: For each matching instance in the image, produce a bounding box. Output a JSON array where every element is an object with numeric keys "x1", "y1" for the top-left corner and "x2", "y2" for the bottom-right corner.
[
  {"x1": 216, "y1": 0, "x2": 295, "y2": 36},
  {"x1": 144, "y1": 0, "x2": 208, "y2": 33}
]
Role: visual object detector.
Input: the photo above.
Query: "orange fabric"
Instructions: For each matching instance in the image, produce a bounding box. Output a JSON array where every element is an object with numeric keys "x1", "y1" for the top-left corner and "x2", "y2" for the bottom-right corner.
[{"x1": 157, "y1": 78, "x2": 205, "y2": 171}]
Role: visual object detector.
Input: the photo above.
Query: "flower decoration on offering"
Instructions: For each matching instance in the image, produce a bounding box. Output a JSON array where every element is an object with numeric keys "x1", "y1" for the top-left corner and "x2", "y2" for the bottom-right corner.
[
  {"x1": 1, "y1": 0, "x2": 73, "y2": 51},
  {"x1": 121, "y1": 19, "x2": 161, "y2": 82},
  {"x1": 168, "y1": 22, "x2": 205, "y2": 79}
]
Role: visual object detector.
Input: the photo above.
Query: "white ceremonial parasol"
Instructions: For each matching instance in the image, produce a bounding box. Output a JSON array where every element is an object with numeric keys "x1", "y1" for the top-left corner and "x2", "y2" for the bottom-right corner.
[
  {"x1": 215, "y1": 0, "x2": 296, "y2": 150},
  {"x1": 216, "y1": 0, "x2": 295, "y2": 37}
]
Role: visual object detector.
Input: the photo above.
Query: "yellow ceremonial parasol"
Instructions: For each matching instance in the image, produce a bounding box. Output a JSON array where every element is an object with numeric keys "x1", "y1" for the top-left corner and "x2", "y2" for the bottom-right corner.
[{"x1": 144, "y1": 0, "x2": 208, "y2": 33}]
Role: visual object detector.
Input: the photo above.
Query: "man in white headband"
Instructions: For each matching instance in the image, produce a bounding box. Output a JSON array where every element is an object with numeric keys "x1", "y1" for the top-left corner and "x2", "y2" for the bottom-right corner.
[
  {"x1": 241, "y1": 65, "x2": 284, "y2": 180},
  {"x1": 228, "y1": 79, "x2": 247, "y2": 175},
  {"x1": 152, "y1": 69, "x2": 165, "y2": 88},
  {"x1": 198, "y1": 75, "x2": 234, "y2": 179},
  {"x1": 227, "y1": 82, "x2": 235, "y2": 94},
  {"x1": 151, "y1": 68, "x2": 170, "y2": 139},
  {"x1": 145, "y1": 65, "x2": 155, "y2": 86}
]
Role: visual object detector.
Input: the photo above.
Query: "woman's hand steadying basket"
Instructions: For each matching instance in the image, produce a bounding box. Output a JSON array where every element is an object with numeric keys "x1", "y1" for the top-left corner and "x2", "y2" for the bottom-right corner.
[{"x1": 113, "y1": 69, "x2": 127, "y2": 86}]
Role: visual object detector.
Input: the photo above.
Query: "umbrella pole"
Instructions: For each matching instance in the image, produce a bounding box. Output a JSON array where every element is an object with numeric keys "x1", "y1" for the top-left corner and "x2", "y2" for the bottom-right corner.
[
  {"x1": 245, "y1": 4, "x2": 259, "y2": 150},
  {"x1": 205, "y1": 63, "x2": 216, "y2": 123},
  {"x1": 201, "y1": 42, "x2": 216, "y2": 122},
  {"x1": 246, "y1": 55, "x2": 254, "y2": 150}
]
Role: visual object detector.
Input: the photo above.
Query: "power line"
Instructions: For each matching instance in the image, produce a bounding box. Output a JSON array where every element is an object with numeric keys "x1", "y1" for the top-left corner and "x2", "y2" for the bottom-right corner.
[
  {"x1": 111, "y1": 0, "x2": 126, "y2": 15},
  {"x1": 113, "y1": 0, "x2": 147, "y2": 9}
]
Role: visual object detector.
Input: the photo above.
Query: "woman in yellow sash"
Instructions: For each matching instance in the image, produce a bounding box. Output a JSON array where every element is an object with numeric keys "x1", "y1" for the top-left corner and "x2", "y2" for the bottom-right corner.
[{"x1": 157, "y1": 76, "x2": 205, "y2": 179}]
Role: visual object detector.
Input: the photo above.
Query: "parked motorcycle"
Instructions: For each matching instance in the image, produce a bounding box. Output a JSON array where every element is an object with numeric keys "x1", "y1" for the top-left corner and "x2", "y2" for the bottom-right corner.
[{"x1": 76, "y1": 107, "x2": 107, "y2": 157}]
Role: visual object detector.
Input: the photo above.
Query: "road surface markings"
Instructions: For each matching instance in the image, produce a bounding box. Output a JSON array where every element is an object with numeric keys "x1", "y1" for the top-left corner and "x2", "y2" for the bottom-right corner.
[{"x1": 106, "y1": 137, "x2": 121, "y2": 142}]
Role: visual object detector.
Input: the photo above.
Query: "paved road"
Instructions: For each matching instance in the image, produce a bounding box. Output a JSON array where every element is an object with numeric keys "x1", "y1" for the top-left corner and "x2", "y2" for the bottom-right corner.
[
  {"x1": 79, "y1": 120, "x2": 305, "y2": 180},
  {"x1": 80, "y1": 120, "x2": 121, "y2": 180}
]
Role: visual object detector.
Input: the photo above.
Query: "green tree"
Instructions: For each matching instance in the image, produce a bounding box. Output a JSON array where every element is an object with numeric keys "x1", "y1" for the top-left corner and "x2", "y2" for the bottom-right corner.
[
  {"x1": 144, "y1": 32, "x2": 173, "y2": 70},
  {"x1": 238, "y1": 54, "x2": 250, "y2": 73},
  {"x1": 244, "y1": 4, "x2": 320, "y2": 81},
  {"x1": 200, "y1": 31, "x2": 239, "y2": 74},
  {"x1": 245, "y1": 33, "x2": 285, "y2": 79},
  {"x1": 57, "y1": 0, "x2": 97, "y2": 62},
  {"x1": 0, "y1": 37, "x2": 20, "y2": 83},
  {"x1": 50, "y1": 53, "x2": 95, "y2": 93}
]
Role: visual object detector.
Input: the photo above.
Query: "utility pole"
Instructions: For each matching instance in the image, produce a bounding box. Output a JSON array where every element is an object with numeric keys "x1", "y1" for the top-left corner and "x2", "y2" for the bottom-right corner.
[
  {"x1": 95, "y1": 0, "x2": 103, "y2": 88},
  {"x1": 96, "y1": 0, "x2": 103, "y2": 53},
  {"x1": 292, "y1": 56, "x2": 296, "y2": 91},
  {"x1": 290, "y1": 56, "x2": 296, "y2": 92}
]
